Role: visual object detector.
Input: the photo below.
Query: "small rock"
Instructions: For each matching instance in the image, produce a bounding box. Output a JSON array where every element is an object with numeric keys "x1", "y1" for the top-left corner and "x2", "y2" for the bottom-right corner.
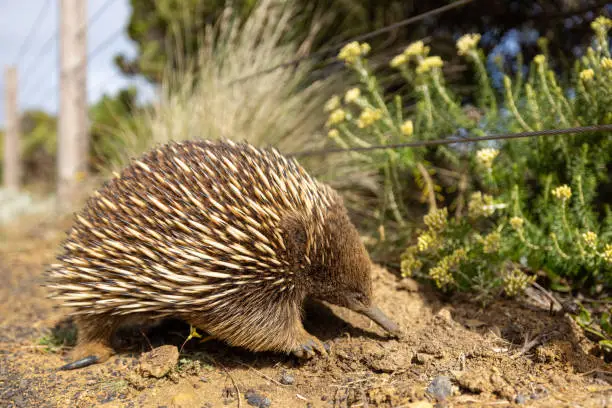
[
  {"x1": 138, "y1": 345, "x2": 179, "y2": 378},
  {"x1": 413, "y1": 353, "x2": 434, "y2": 365},
  {"x1": 463, "y1": 319, "x2": 487, "y2": 329},
  {"x1": 456, "y1": 371, "x2": 489, "y2": 394},
  {"x1": 515, "y1": 394, "x2": 527, "y2": 404},
  {"x1": 245, "y1": 389, "x2": 271, "y2": 408},
  {"x1": 398, "y1": 278, "x2": 419, "y2": 292},
  {"x1": 279, "y1": 370, "x2": 295, "y2": 385},
  {"x1": 436, "y1": 307, "x2": 453, "y2": 322},
  {"x1": 426, "y1": 376, "x2": 453, "y2": 401}
]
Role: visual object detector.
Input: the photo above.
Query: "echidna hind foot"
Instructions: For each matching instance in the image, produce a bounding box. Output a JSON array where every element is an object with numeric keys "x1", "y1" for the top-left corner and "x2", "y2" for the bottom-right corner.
[{"x1": 59, "y1": 315, "x2": 117, "y2": 370}]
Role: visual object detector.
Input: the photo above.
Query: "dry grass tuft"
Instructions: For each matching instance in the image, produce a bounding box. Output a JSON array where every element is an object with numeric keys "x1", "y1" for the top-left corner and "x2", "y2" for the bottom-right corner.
[{"x1": 106, "y1": 0, "x2": 380, "y2": 221}]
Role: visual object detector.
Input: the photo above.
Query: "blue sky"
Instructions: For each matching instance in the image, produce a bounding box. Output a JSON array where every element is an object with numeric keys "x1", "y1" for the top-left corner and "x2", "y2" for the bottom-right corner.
[{"x1": 0, "y1": 0, "x2": 155, "y2": 127}]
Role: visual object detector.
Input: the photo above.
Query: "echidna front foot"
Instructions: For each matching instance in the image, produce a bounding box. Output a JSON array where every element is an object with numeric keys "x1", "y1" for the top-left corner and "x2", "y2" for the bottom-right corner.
[
  {"x1": 60, "y1": 341, "x2": 114, "y2": 370},
  {"x1": 291, "y1": 332, "x2": 329, "y2": 360}
]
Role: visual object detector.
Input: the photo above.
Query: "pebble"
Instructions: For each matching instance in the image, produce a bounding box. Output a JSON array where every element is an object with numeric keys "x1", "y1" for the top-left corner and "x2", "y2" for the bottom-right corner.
[
  {"x1": 245, "y1": 389, "x2": 271, "y2": 408},
  {"x1": 279, "y1": 370, "x2": 295, "y2": 385},
  {"x1": 515, "y1": 394, "x2": 527, "y2": 404},
  {"x1": 426, "y1": 376, "x2": 453, "y2": 401},
  {"x1": 138, "y1": 345, "x2": 179, "y2": 378},
  {"x1": 414, "y1": 353, "x2": 434, "y2": 365}
]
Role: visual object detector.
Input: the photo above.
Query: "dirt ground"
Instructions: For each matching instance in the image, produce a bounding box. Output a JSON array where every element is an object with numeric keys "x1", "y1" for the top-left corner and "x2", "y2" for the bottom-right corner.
[{"x1": 1, "y1": 214, "x2": 611, "y2": 408}]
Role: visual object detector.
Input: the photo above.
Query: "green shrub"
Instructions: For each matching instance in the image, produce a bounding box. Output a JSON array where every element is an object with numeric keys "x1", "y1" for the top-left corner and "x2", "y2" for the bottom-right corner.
[{"x1": 324, "y1": 16, "x2": 612, "y2": 297}]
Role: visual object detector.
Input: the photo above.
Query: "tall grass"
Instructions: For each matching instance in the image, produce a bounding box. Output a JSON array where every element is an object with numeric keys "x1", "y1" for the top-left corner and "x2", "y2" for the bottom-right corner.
[{"x1": 105, "y1": 0, "x2": 381, "y2": 224}]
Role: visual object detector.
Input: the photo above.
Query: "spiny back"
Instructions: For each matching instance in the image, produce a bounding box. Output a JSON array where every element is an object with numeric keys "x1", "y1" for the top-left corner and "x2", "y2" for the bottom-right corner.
[{"x1": 46, "y1": 139, "x2": 339, "y2": 316}]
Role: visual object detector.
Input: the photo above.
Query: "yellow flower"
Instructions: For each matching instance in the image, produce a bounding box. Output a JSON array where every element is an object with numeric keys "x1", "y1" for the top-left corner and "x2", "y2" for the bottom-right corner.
[
  {"x1": 400, "y1": 120, "x2": 414, "y2": 136},
  {"x1": 429, "y1": 262, "x2": 455, "y2": 289},
  {"x1": 601, "y1": 57, "x2": 612, "y2": 70},
  {"x1": 580, "y1": 68, "x2": 595, "y2": 81},
  {"x1": 468, "y1": 192, "x2": 495, "y2": 218},
  {"x1": 581, "y1": 231, "x2": 597, "y2": 249},
  {"x1": 510, "y1": 217, "x2": 524, "y2": 230},
  {"x1": 448, "y1": 248, "x2": 467, "y2": 265},
  {"x1": 400, "y1": 256, "x2": 422, "y2": 277},
  {"x1": 338, "y1": 41, "x2": 370, "y2": 64},
  {"x1": 503, "y1": 268, "x2": 536, "y2": 297},
  {"x1": 357, "y1": 107, "x2": 382, "y2": 128},
  {"x1": 456, "y1": 33, "x2": 481, "y2": 56},
  {"x1": 344, "y1": 87, "x2": 361, "y2": 104},
  {"x1": 591, "y1": 16, "x2": 612, "y2": 35},
  {"x1": 482, "y1": 231, "x2": 501, "y2": 254},
  {"x1": 324, "y1": 95, "x2": 340, "y2": 112},
  {"x1": 417, "y1": 232, "x2": 436, "y2": 252},
  {"x1": 424, "y1": 207, "x2": 448, "y2": 231},
  {"x1": 476, "y1": 148, "x2": 499, "y2": 168},
  {"x1": 325, "y1": 108, "x2": 346, "y2": 127},
  {"x1": 404, "y1": 40, "x2": 426, "y2": 57},
  {"x1": 603, "y1": 244, "x2": 612, "y2": 263},
  {"x1": 390, "y1": 53, "x2": 408, "y2": 68},
  {"x1": 551, "y1": 185, "x2": 572, "y2": 201},
  {"x1": 534, "y1": 54, "x2": 546, "y2": 65},
  {"x1": 360, "y1": 43, "x2": 371, "y2": 55},
  {"x1": 416, "y1": 56, "x2": 444, "y2": 74},
  {"x1": 327, "y1": 129, "x2": 340, "y2": 139}
]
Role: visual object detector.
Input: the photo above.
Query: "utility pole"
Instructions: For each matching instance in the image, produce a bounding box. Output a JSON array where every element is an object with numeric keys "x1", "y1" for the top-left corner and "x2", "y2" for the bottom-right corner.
[
  {"x1": 3, "y1": 66, "x2": 20, "y2": 192},
  {"x1": 57, "y1": 0, "x2": 87, "y2": 209}
]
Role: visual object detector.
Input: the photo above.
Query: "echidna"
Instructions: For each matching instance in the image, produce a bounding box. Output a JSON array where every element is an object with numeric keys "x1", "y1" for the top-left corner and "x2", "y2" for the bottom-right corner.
[{"x1": 46, "y1": 139, "x2": 401, "y2": 370}]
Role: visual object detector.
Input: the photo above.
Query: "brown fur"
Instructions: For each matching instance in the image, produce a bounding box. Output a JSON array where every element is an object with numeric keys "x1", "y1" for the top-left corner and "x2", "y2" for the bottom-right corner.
[{"x1": 45, "y1": 139, "x2": 397, "y2": 366}]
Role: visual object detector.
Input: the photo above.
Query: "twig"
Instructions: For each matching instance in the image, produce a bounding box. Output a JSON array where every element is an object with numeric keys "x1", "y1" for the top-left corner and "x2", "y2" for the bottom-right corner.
[
  {"x1": 579, "y1": 369, "x2": 612, "y2": 377},
  {"x1": 296, "y1": 393, "x2": 309, "y2": 402},
  {"x1": 416, "y1": 161, "x2": 437, "y2": 211},
  {"x1": 232, "y1": 359, "x2": 291, "y2": 387},
  {"x1": 139, "y1": 328, "x2": 153, "y2": 351},
  {"x1": 202, "y1": 354, "x2": 242, "y2": 408},
  {"x1": 227, "y1": 368, "x2": 242, "y2": 408},
  {"x1": 511, "y1": 334, "x2": 542, "y2": 359},
  {"x1": 531, "y1": 281, "x2": 564, "y2": 312},
  {"x1": 455, "y1": 174, "x2": 468, "y2": 218}
]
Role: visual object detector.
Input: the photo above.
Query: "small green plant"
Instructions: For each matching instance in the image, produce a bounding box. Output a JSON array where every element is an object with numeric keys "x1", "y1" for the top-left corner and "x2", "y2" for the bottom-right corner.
[
  {"x1": 36, "y1": 322, "x2": 77, "y2": 353},
  {"x1": 574, "y1": 302, "x2": 612, "y2": 356}
]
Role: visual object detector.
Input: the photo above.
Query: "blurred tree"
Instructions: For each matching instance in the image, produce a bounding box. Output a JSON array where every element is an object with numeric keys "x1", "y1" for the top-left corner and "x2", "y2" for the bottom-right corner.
[
  {"x1": 116, "y1": 0, "x2": 611, "y2": 84},
  {"x1": 20, "y1": 110, "x2": 57, "y2": 183}
]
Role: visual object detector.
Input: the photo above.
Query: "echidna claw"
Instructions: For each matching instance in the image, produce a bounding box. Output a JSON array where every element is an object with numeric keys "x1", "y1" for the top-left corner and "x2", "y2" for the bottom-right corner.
[
  {"x1": 293, "y1": 337, "x2": 329, "y2": 359},
  {"x1": 59, "y1": 355, "x2": 99, "y2": 370}
]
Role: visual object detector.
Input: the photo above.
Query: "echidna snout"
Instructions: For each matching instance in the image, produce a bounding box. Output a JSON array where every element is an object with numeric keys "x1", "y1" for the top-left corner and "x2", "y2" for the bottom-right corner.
[{"x1": 46, "y1": 138, "x2": 401, "y2": 369}]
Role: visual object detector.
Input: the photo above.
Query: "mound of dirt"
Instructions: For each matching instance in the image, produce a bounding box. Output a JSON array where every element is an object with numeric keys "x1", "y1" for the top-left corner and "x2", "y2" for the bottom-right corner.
[{"x1": 1, "y1": 216, "x2": 611, "y2": 407}]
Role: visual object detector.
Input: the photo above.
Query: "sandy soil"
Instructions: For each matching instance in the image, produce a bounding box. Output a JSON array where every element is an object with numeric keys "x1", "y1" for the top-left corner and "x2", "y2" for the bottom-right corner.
[{"x1": 1, "y1": 214, "x2": 611, "y2": 408}]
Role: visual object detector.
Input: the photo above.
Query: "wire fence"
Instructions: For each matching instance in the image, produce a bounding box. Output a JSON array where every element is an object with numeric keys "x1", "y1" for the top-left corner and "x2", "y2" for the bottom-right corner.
[
  {"x1": 7, "y1": 0, "x2": 612, "y2": 164},
  {"x1": 21, "y1": 0, "x2": 124, "y2": 105},
  {"x1": 227, "y1": 0, "x2": 476, "y2": 86},
  {"x1": 289, "y1": 124, "x2": 612, "y2": 157}
]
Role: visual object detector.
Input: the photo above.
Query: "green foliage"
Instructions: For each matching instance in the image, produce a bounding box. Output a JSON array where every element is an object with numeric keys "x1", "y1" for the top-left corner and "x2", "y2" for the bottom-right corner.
[
  {"x1": 325, "y1": 16, "x2": 612, "y2": 298},
  {"x1": 118, "y1": 0, "x2": 610, "y2": 86},
  {"x1": 574, "y1": 302, "x2": 612, "y2": 355},
  {"x1": 19, "y1": 110, "x2": 57, "y2": 183},
  {"x1": 36, "y1": 322, "x2": 77, "y2": 353},
  {"x1": 89, "y1": 86, "x2": 141, "y2": 171}
]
